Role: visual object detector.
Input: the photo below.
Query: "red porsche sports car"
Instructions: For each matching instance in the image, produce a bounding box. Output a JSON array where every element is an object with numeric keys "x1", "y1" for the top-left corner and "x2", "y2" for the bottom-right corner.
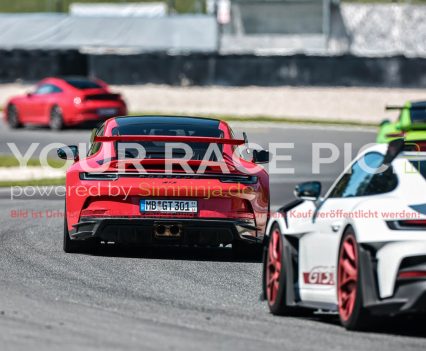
[
  {"x1": 4, "y1": 77, "x2": 127, "y2": 130},
  {"x1": 58, "y1": 116, "x2": 270, "y2": 255}
]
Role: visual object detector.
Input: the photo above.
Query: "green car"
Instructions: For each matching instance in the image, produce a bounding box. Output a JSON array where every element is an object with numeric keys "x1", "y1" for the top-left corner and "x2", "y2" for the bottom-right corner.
[{"x1": 377, "y1": 101, "x2": 426, "y2": 143}]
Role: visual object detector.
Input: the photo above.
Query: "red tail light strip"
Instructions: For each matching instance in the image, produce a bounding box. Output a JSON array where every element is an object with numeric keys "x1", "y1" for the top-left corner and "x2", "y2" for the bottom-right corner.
[{"x1": 398, "y1": 271, "x2": 426, "y2": 279}]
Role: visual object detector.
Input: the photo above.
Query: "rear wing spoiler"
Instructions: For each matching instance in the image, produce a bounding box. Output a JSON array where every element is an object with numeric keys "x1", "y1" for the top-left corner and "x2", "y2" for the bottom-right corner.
[
  {"x1": 385, "y1": 105, "x2": 426, "y2": 111},
  {"x1": 94, "y1": 135, "x2": 245, "y2": 145},
  {"x1": 384, "y1": 138, "x2": 426, "y2": 165}
]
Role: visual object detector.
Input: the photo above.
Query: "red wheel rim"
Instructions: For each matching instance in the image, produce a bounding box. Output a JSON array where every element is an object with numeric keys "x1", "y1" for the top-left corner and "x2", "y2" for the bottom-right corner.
[
  {"x1": 266, "y1": 229, "x2": 282, "y2": 306},
  {"x1": 338, "y1": 234, "x2": 358, "y2": 322}
]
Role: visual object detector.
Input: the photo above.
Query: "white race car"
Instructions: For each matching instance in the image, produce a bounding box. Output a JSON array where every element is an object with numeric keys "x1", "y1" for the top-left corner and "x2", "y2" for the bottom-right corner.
[{"x1": 262, "y1": 139, "x2": 426, "y2": 330}]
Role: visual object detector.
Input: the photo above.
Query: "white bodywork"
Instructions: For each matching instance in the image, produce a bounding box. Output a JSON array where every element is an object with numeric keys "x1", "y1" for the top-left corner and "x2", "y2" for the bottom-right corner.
[{"x1": 266, "y1": 144, "x2": 426, "y2": 307}]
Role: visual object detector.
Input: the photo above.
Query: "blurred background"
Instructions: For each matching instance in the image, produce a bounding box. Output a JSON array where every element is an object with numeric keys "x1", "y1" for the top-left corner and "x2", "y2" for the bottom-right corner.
[{"x1": 1, "y1": 0, "x2": 426, "y2": 124}]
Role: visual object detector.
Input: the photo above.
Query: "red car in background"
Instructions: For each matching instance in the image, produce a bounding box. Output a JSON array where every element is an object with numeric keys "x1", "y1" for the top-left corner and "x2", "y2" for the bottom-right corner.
[
  {"x1": 4, "y1": 77, "x2": 127, "y2": 130},
  {"x1": 57, "y1": 116, "x2": 271, "y2": 256}
]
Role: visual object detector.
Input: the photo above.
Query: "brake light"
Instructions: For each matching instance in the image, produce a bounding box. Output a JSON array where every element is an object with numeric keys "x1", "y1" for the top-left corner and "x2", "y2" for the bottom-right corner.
[
  {"x1": 386, "y1": 219, "x2": 426, "y2": 230},
  {"x1": 399, "y1": 220, "x2": 426, "y2": 227},
  {"x1": 80, "y1": 172, "x2": 118, "y2": 181},
  {"x1": 398, "y1": 271, "x2": 426, "y2": 279},
  {"x1": 386, "y1": 132, "x2": 405, "y2": 138}
]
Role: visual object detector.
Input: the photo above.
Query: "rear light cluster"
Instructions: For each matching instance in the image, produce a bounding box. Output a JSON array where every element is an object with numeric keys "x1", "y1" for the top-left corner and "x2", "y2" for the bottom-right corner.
[
  {"x1": 397, "y1": 256, "x2": 426, "y2": 281},
  {"x1": 85, "y1": 94, "x2": 121, "y2": 101},
  {"x1": 219, "y1": 175, "x2": 258, "y2": 184},
  {"x1": 386, "y1": 132, "x2": 406, "y2": 138},
  {"x1": 74, "y1": 94, "x2": 122, "y2": 105},
  {"x1": 79, "y1": 172, "x2": 258, "y2": 184},
  {"x1": 386, "y1": 219, "x2": 426, "y2": 230},
  {"x1": 80, "y1": 173, "x2": 118, "y2": 181},
  {"x1": 398, "y1": 271, "x2": 426, "y2": 280}
]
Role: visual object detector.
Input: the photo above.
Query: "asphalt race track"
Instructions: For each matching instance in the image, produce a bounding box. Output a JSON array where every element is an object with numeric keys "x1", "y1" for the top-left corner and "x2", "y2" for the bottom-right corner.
[{"x1": 0, "y1": 122, "x2": 425, "y2": 350}]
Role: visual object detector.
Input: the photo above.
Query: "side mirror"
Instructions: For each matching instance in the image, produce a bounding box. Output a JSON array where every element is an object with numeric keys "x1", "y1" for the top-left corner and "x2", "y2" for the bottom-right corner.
[
  {"x1": 294, "y1": 181, "x2": 321, "y2": 201},
  {"x1": 253, "y1": 149, "x2": 271, "y2": 164},
  {"x1": 57, "y1": 145, "x2": 79, "y2": 161}
]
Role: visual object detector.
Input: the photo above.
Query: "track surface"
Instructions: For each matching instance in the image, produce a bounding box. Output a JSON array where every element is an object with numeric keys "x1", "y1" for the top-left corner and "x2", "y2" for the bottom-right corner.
[{"x1": 1, "y1": 122, "x2": 425, "y2": 350}]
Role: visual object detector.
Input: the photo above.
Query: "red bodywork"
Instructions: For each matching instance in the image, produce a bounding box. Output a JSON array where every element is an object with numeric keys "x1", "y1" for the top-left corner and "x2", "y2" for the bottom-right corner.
[
  {"x1": 4, "y1": 77, "x2": 127, "y2": 127},
  {"x1": 64, "y1": 116, "x2": 270, "y2": 247}
]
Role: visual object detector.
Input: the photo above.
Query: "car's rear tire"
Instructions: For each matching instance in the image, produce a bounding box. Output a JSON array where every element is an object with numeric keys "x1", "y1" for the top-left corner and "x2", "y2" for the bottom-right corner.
[
  {"x1": 264, "y1": 224, "x2": 301, "y2": 316},
  {"x1": 50, "y1": 105, "x2": 64, "y2": 131},
  {"x1": 7, "y1": 105, "x2": 22, "y2": 129},
  {"x1": 337, "y1": 228, "x2": 371, "y2": 330},
  {"x1": 63, "y1": 217, "x2": 96, "y2": 254}
]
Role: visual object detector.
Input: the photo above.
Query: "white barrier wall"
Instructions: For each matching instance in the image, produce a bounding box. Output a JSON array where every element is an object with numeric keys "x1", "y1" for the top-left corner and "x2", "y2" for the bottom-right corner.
[
  {"x1": 0, "y1": 14, "x2": 217, "y2": 52},
  {"x1": 69, "y1": 3, "x2": 167, "y2": 17}
]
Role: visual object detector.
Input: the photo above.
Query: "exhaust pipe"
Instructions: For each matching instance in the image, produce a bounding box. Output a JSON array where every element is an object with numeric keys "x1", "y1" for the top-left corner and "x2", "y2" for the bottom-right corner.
[
  {"x1": 156, "y1": 224, "x2": 166, "y2": 236},
  {"x1": 170, "y1": 225, "x2": 180, "y2": 236},
  {"x1": 154, "y1": 223, "x2": 182, "y2": 237}
]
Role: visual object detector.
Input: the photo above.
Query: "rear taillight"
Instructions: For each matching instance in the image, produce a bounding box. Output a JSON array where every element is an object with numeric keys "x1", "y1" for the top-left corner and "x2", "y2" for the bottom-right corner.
[
  {"x1": 399, "y1": 220, "x2": 426, "y2": 227},
  {"x1": 80, "y1": 172, "x2": 118, "y2": 181},
  {"x1": 398, "y1": 271, "x2": 426, "y2": 280},
  {"x1": 386, "y1": 219, "x2": 426, "y2": 230},
  {"x1": 386, "y1": 132, "x2": 406, "y2": 138},
  {"x1": 219, "y1": 175, "x2": 258, "y2": 184}
]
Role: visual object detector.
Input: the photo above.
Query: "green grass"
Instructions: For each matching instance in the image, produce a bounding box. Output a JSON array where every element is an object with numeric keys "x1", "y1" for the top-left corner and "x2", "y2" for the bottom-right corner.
[
  {"x1": 0, "y1": 155, "x2": 66, "y2": 168},
  {"x1": 0, "y1": 178, "x2": 65, "y2": 187}
]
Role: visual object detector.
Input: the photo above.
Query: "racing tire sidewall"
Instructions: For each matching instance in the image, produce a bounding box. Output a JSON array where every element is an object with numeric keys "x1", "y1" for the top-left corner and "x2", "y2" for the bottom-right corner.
[
  {"x1": 7, "y1": 105, "x2": 22, "y2": 128},
  {"x1": 338, "y1": 227, "x2": 370, "y2": 330},
  {"x1": 50, "y1": 105, "x2": 64, "y2": 131},
  {"x1": 264, "y1": 224, "x2": 290, "y2": 315}
]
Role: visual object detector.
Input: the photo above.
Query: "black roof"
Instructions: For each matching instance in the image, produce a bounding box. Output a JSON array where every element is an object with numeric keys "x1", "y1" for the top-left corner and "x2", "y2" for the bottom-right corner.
[{"x1": 114, "y1": 115, "x2": 221, "y2": 127}]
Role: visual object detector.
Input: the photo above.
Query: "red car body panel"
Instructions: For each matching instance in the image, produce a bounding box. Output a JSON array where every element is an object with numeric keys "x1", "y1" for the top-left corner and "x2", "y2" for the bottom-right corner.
[
  {"x1": 4, "y1": 77, "x2": 127, "y2": 127},
  {"x1": 63, "y1": 116, "x2": 270, "y2": 247}
]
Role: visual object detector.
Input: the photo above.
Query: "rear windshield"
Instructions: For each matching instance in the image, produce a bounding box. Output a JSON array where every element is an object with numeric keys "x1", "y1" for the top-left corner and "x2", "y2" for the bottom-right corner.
[
  {"x1": 113, "y1": 123, "x2": 223, "y2": 160},
  {"x1": 410, "y1": 108, "x2": 426, "y2": 124},
  {"x1": 409, "y1": 160, "x2": 426, "y2": 180},
  {"x1": 66, "y1": 79, "x2": 102, "y2": 90}
]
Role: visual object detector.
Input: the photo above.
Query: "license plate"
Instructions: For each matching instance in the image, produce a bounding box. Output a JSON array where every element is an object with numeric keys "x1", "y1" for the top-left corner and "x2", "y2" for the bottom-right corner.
[
  {"x1": 140, "y1": 199, "x2": 197, "y2": 213},
  {"x1": 97, "y1": 108, "x2": 118, "y2": 117}
]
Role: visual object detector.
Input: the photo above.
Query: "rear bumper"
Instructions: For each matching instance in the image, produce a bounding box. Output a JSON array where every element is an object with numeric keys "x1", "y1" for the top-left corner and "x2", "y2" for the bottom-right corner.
[
  {"x1": 70, "y1": 217, "x2": 259, "y2": 246},
  {"x1": 359, "y1": 245, "x2": 426, "y2": 316}
]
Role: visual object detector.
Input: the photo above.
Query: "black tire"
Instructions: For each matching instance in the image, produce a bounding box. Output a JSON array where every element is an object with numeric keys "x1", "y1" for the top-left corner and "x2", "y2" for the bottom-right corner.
[
  {"x1": 263, "y1": 224, "x2": 296, "y2": 315},
  {"x1": 337, "y1": 228, "x2": 371, "y2": 330},
  {"x1": 7, "y1": 104, "x2": 22, "y2": 129},
  {"x1": 63, "y1": 217, "x2": 96, "y2": 254},
  {"x1": 50, "y1": 105, "x2": 64, "y2": 131}
]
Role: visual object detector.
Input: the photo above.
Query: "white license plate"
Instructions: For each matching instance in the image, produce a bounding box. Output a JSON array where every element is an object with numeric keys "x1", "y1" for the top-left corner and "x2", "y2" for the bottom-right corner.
[
  {"x1": 97, "y1": 108, "x2": 118, "y2": 117},
  {"x1": 140, "y1": 199, "x2": 198, "y2": 213}
]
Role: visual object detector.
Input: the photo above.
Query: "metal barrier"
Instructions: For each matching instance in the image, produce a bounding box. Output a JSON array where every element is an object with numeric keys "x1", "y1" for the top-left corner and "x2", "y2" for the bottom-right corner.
[{"x1": 1, "y1": 50, "x2": 426, "y2": 87}]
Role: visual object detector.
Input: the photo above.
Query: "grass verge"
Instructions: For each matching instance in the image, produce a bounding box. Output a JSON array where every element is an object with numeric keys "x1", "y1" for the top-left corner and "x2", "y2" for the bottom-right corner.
[
  {"x1": 0, "y1": 178, "x2": 65, "y2": 187},
  {"x1": 0, "y1": 155, "x2": 65, "y2": 168}
]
